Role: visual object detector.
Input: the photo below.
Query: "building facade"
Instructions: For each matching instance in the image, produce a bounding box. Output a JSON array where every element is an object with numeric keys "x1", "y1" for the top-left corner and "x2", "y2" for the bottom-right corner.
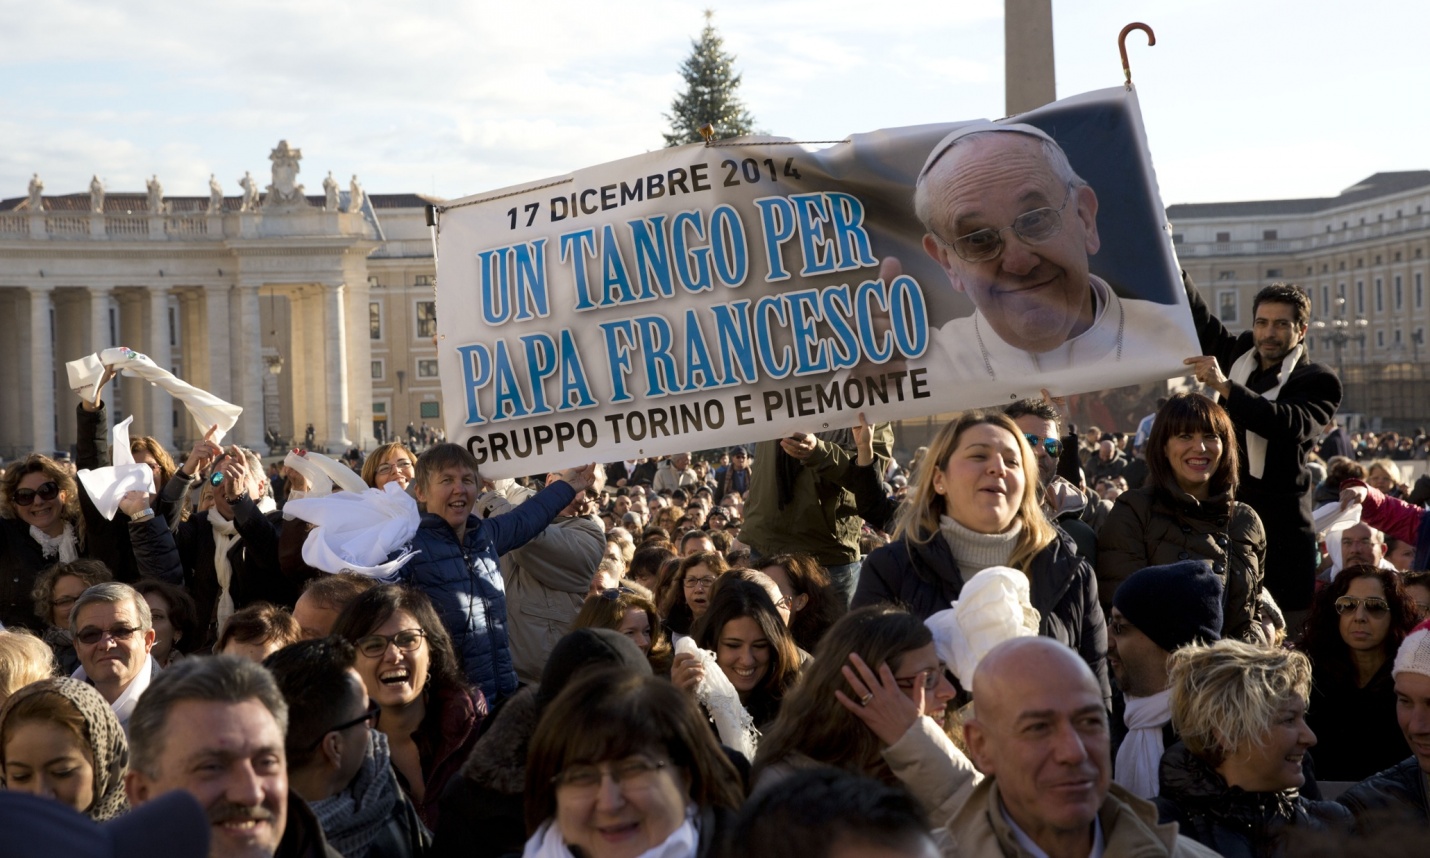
[
  {"x1": 1169, "y1": 172, "x2": 1430, "y2": 428},
  {"x1": 0, "y1": 142, "x2": 443, "y2": 459}
]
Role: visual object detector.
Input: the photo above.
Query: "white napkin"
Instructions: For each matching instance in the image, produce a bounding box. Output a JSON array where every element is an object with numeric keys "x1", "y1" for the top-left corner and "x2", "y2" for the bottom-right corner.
[
  {"x1": 1312, "y1": 500, "x2": 1361, "y2": 534},
  {"x1": 925, "y1": 566, "x2": 1039, "y2": 685},
  {"x1": 76, "y1": 416, "x2": 157, "y2": 520},
  {"x1": 283, "y1": 483, "x2": 421, "y2": 579},
  {"x1": 282, "y1": 450, "x2": 369, "y2": 498},
  {"x1": 673, "y1": 636, "x2": 758, "y2": 760},
  {"x1": 66, "y1": 347, "x2": 243, "y2": 442}
]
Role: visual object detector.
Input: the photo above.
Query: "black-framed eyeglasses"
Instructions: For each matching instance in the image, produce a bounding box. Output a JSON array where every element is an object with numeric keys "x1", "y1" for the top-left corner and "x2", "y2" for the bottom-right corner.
[
  {"x1": 598, "y1": 586, "x2": 636, "y2": 601},
  {"x1": 1334, "y1": 596, "x2": 1390, "y2": 617},
  {"x1": 1023, "y1": 434, "x2": 1062, "y2": 459},
  {"x1": 13, "y1": 481, "x2": 61, "y2": 506},
  {"x1": 894, "y1": 662, "x2": 948, "y2": 693},
  {"x1": 551, "y1": 755, "x2": 670, "y2": 792},
  {"x1": 76, "y1": 625, "x2": 140, "y2": 646},
  {"x1": 937, "y1": 181, "x2": 1077, "y2": 263},
  {"x1": 304, "y1": 701, "x2": 379, "y2": 750},
  {"x1": 355, "y1": 629, "x2": 426, "y2": 658}
]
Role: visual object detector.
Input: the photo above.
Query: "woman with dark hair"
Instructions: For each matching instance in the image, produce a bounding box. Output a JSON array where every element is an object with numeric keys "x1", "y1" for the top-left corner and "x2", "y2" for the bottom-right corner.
[
  {"x1": 759, "y1": 553, "x2": 844, "y2": 653},
  {"x1": 214, "y1": 601, "x2": 301, "y2": 662},
  {"x1": 1298, "y1": 564, "x2": 1417, "y2": 780},
  {"x1": 753, "y1": 606, "x2": 973, "y2": 823},
  {"x1": 332, "y1": 582, "x2": 487, "y2": 830},
  {"x1": 853, "y1": 410, "x2": 1108, "y2": 703},
  {"x1": 628, "y1": 544, "x2": 675, "y2": 595},
  {"x1": 1096, "y1": 392, "x2": 1266, "y2": 641},
  {"x1": 660, "y1": 552, "x2": 729, "y2": 639},
  {"x1": 572, "y1": 584, "x2": 673, "y2": 676},
  {"x1": 132, "y1": 578, "x2": 200, "y2": 666},
  {"x1": 523, "y1": 669, "x2": 745, "y2": 858},
  {"x1": 30, "y1": 560, "x2": 112, "y2": 674},
  {"x1": 0, "y1": 455, "x2": 87, "y2": 630},
  {"x1": 674, "y1": 577, "x2": 802, "y2": 730}
]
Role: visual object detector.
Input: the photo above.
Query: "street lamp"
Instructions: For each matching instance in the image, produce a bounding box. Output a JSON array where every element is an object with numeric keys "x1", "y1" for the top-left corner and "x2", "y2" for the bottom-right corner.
[{"x1": 1311, "y1": 296, "x2": 1368, "y2": 379}]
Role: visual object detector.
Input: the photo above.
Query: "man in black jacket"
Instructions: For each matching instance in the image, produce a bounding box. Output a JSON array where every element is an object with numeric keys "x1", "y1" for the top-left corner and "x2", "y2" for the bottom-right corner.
[{"x1": 1182, "y1": 276, "x2": 1342, "y2": 614}]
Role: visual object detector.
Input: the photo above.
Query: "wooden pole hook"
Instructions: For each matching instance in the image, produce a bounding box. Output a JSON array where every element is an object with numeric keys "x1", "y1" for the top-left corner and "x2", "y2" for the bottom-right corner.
[{"x1": 1118, "y1": 22, "x2": 1155, "y2": 87}]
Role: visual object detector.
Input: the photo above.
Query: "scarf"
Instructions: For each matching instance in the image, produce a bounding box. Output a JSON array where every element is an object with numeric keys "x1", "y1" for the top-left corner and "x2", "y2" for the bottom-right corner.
[
  {"x1": 523, "y1": 808, "x2": 698, "y2": 858},
  {"x1": 1224, "y1": 344, "x2": 1303, "y2": 479},
  {"x1": 76, "y1": 415, "x2": 156, "y2": 521},
  {"x1": 673, "y1": 636, "x2": 758, "y2": 761},
  {"x1": 211, "y1": 514, "x2": 241, "y2": 628},
  {"x1": 66, "y1": 347, "x2": 243, "y2": 442},
  {"x1": 0, "y1": 677, "x2": 130, "y2": 821},
  {"x1": 31, "y1": 521, "x2": 79, "y2": 562},
  {"x1": 938, "y1": 515, "x2": 1020, "y2": 581},
  {"x1": 1114, "y1": 689, "x2": 1173, "y2": 799},
  {"x1": 311, "y1": 731, "x2": 407, "y2": 858}
]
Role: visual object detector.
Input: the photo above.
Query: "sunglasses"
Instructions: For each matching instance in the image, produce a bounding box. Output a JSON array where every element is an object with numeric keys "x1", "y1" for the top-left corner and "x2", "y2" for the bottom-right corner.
[
  {"x1": 598, "y1": 586, "x2": 637, "y2": 601},
  {"x1": 76, "y1": 625, "x2": 140, "y2": 646},
  {"x1": 1334, "y1": 596, "x2": 1390, "y2": 616},
  {"x1": 304, "y1": 701, "x2": 380, "y2": 749},
  {"x1": 13, "y1": 481, "x2": 61, "y2": 506},
  {"x1": 1023, "y1": 434, "x2": 1062, "y2": 458}
]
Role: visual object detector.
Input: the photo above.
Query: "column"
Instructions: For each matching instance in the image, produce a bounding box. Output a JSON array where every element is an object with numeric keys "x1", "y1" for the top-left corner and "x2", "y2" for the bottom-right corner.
[
  {"x1": 89, "y1": 287, "x2": 114, "y2": 415},
  {"x1": 28, "y1": 287, "x2": 56, "y2": 454},
  {"x1": 1004, "y1": 0, "x2": 1056, "y2": 115},
  {"x1": 235, "y1": 284, "x2": 266, "y2": 450},
  {"x1": 324, "y1": 283, "x2": 352, "y2": 450},
  {"x1": 344, "y1": 279, "x2": 376, "y2": 449},
  {"x1": 204, "y1": 284, "x2": 232, "y2": 402},
  {"x1": 147, "y1": 285, "x2": 174, "y2": 450}
]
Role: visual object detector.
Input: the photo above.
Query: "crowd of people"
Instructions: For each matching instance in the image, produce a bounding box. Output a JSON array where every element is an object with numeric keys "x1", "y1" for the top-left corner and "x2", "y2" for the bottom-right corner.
[{"x1": 5, "y1": 204, "x2": 1430, "y2": 856}]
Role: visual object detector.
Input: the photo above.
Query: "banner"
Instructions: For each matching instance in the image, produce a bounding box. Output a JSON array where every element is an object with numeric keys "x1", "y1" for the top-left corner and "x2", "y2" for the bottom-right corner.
[{"x1": 434, "y1": 85, "x2": 1199, "y2": 477}]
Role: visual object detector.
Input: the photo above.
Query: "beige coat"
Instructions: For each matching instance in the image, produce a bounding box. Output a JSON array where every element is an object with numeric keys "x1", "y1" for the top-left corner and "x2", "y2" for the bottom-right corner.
[{"x1": 944, "y1": 779, "x2": 1222, "y2": 858}]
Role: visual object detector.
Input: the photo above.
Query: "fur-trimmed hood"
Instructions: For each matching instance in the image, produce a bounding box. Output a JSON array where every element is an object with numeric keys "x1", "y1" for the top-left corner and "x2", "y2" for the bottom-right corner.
[{"x1": 459, "y1": 685, "x2": 537, "y2": 795}]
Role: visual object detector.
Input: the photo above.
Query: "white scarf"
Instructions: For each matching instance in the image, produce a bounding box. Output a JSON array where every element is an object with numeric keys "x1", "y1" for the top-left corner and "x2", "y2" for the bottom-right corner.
[
  {"x1": 1114, "y1": 689, "x2": 1173, "y2": 799},
  {"x1": 523, "y1": 810, "x2": 698, "y2": 858},
  {"x1": 31, "y1": 521, "x2": 79, "y2": 562},
  {"x1": 211, "y1": 514, "x2": 241, "y2": 628},
  {"x1": 1224, "y1": 344, "x2": 1303, "y2": 479},
  {"x1": 76, "y1": 415, "x2": 156, "y2": 521},
  {"x1": 674, "y1": 636, "x2": 758, "y2": 760},
  {"x1": 66, "y1": 347, "x2": 243, "y2": 442},
  {"x1": 74, "y1": 650, "x2": 155, "y2": 733}
]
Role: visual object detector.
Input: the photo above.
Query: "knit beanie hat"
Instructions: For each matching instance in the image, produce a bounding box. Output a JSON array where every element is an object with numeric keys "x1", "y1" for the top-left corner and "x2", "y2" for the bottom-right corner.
[
  {"x1": 535, "y1": 627, "x2": 652, "y2": 713},
  {"x1": 1392, "y1": 620, "x2": 1430, "y2": 680},
  {"x1": 1112, "y1": 560, "x2": 1223, "y2": 654}
]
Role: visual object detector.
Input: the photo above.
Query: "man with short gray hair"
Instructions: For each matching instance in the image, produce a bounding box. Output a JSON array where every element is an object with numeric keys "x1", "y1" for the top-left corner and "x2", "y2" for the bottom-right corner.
[
  {"x1": 71, "y1": 581, "x2": 158, "y2": 730},
  {"x1": 125, "y1": 654, "x2": 339, "y2": 858}
]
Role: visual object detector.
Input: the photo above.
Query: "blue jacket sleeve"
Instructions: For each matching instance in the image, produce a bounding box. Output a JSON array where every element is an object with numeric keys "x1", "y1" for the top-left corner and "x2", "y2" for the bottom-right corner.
[{"x1": 483, "y1": 481, "x2": 578, "y2": 556}]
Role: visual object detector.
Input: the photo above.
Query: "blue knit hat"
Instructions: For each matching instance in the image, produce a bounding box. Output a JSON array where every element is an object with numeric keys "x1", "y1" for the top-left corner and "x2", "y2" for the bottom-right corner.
[{"x1": 1112, "y1": 560, "x2": 1223, "y2": 653}]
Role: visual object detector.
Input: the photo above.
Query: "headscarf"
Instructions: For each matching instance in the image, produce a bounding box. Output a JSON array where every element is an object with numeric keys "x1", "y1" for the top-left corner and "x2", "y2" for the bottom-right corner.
[{"x1": 0, "y1": 677, "x2": 130, "y2": 821}]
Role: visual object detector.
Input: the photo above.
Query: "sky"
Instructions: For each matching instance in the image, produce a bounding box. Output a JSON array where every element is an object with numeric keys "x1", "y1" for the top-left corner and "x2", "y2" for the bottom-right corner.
[{"x1": 3, "y1": 0, "x2": 1427, "y2": 208}]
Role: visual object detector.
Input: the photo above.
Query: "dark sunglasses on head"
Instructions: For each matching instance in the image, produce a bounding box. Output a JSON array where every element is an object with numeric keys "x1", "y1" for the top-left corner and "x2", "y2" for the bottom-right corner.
[
  {"x1": 13, "y1": 481, "x2": 60, "y2": 506},
  {"x1": 598, "y1": 586, "x2": 637, "y2": 601},
  {"x1": 1023, "y1": 434, "x2": 1062, "y2": 458},
  {"x1": 1334, "y1": 596, "x2": 1390, "y2": 616}
]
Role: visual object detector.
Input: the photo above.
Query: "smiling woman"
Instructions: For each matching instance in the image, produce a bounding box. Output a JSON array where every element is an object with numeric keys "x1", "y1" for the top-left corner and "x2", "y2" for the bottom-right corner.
[
  {"x1": 0, "y1": 455, "x2": 86, "y2": 631},
  {"x1": 0, "y1": 677, "x2": 129, "y2": 821},
  {"x1": 853, "y1": 410, "x2": 1109, "y2": 706}
]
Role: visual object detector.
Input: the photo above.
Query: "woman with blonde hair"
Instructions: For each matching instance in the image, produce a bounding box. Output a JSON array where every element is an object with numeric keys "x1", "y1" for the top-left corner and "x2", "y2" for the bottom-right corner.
[
  {"x1": 361, "y1": 441, "x2": 418, "y2": 492},
  {"x1": 853, "y1": 410, "x2": 1108, "y2": 702},
  {"x1": 1156, "y1": 640, "x2": 1351, "y2": 855},
  {"x1": 0, "y1": 629, "x2": 57, "y2": 707},
  {"x1": 571, "y1": 583, "x2": 673, "y2": 675}
]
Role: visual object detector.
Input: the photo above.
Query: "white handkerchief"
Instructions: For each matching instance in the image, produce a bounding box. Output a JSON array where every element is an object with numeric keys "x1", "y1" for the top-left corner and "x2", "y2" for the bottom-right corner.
[
  {"x1": 284, "y1": 483, "x2": 421, "y2": 579},
  {"x1": 65, "y1": 347, "x2": 242, "y2": 442},
  {"x1": 76, "y1": 416, "x2": 157, "y2": 521}
]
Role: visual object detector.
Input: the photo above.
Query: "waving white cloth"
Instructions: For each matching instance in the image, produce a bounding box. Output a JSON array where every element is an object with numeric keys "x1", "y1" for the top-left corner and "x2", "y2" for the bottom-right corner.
[
  {"x1": 1223, "y1": 344, "x2": 1303, "y2": 479},
  {"x1": 282, "y1": 450, "x2": 369, "y2": 500},
  {"x1": 66, "y1": 347, "x2": 243, "y2": 442},
  {"x1": 1115, "y1": 689, "x2": 1173, "y2": 799},
  {"x1": 283, "y1": 483, "x2": 421, "y2": 580},
  {"x1": 673, "y1": 636, "x2": 758, "y2": 760},
  {"x1": 925, "y1": 566, "x2": 1039, "y2": 685},
  {"x1": 76, "y1": 415, "x2": 157, "y2": 521}
]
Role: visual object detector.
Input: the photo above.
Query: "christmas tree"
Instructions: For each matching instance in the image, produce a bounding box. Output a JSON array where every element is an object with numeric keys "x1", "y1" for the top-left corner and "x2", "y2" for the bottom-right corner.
[{"x1": 664, "y1": 11, "x2": 757, "y2": 146}]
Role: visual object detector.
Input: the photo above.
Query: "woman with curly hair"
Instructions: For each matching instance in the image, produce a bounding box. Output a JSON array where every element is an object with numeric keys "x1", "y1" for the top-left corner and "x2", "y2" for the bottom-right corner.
[
  {"x1": 659, "y1": 551, "x2": 729, "y2": 639},
  {"x1": 572, "y1": 582, "x2": 673, "y2": 675},
  {"x1": 759, "y1": 552, "x2": 845, "y2": 652},
  {"x1": 0, "y1": 455, "x2": 87, "y2": 631},
  {"x1": 1297, "y1": 564, "x2": 1418, "y2": 780},
  {"x1": 332, "y1": 583, "x2": 487, "y2": 830},
  {"x1": 30, "y1": 559, "x2": 113, "y2": 674},
  {"x1": 1156, "y1": 640, "x2": 1351, "y2": 856}
]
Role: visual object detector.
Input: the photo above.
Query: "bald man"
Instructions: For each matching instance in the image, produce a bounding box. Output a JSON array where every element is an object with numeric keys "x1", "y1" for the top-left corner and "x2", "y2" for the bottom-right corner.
[{"x1": 949, "y1": 638, "x2": 1215, "y2": 857}]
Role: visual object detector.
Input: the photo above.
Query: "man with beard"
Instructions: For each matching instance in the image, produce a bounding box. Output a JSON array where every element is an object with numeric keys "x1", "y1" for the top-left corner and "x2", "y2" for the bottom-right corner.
[
  {"x1": 1184, "y1": 280, "x2": 1342, "y2": 621},
  {"x1": 125, "y1": 654, "x2": 340, "y2": 858}
]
